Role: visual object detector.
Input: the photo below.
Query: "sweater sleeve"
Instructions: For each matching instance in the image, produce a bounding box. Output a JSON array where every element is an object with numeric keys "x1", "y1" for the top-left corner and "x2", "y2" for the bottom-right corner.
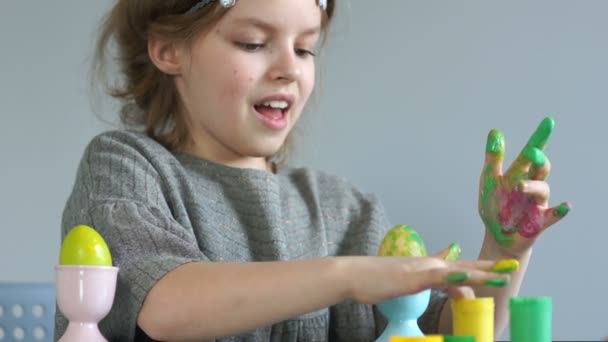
[{"x1": 54, "y1": 132, "x2": 207, "y2": 341}]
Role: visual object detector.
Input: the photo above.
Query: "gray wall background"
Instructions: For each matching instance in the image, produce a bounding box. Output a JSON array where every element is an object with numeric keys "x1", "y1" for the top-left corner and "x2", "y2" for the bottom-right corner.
[{"x1": 1, "y1": 1, "x2": 605, "y2": 340}]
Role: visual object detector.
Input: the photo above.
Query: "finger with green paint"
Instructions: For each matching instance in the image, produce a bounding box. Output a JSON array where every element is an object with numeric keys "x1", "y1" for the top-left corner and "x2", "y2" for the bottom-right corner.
[
  {"x1": 483, "y1": 128, "x2": 506, "y2": 180},
  {"x1": 478, "y1": 117, "x2": 571, "y2": 255},
  {"x1": 432, "y1": 242, "x2": 462, "y2": 261},
  {"x1": 479, "y1": 127, "x2": 513, "y2": 246},
  {"x1": 505, "y1": 117, "x2": 554, "y2": 183}
]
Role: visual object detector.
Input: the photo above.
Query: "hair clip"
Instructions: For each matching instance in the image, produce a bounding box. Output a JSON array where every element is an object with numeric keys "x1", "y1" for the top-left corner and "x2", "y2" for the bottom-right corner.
[
  {"x1": 185, "y1": 0, "x2": 235, "y2": 14},
  {"x1": 186, "y1": 0, "x2": 326, "y2": 14}
]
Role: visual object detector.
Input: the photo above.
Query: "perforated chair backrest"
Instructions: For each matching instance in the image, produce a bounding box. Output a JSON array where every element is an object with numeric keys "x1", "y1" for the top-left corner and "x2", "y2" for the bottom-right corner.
[{"x1": 0, "y1": 283, "x2": 55, "y2": 342}]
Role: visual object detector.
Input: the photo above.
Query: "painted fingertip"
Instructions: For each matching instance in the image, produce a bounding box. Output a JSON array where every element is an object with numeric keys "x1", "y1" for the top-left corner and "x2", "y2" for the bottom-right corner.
[
  {"x1": 492, "y1": 259, "x2": 520, "y2": 274},
  {"x1": 445, "y1": 272, "x2": 469, "y2": 284},
  {"x1": 522, "y1": 146, "x2": 546, "y2": 167},
  {"x1": 528, "y1": 117, "x2": 555, "y2": 150},
  {"x1": 444, "y1": 243, "x2": 461, "y2": 261},
  {"x1": 484, "y1": 278, "x2": 509, "y2": 287},
  {"x1": 554, "y1": 202, "x2": 571, "y2": 218},
  {"x1": 486, "y1": 129, "x2": 505, "y2": 154},
  {"x1": 540, "y1": 116, "x2": 556, "y2": 133}
]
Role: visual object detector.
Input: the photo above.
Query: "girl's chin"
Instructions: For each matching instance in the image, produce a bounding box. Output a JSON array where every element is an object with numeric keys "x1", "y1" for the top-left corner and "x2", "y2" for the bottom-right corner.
[
  {"x1": 244, "y1": 147, "x2": 283, "y2": 159},
  {"x1": 249, "y1": 132, "x2": 290, "y2": 149}
]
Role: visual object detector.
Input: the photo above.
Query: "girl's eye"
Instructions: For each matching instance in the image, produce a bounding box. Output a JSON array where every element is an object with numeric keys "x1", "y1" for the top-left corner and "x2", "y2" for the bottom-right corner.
[
  {"x1": 236, "y1": 42, "x2": 316, "y2": 57},
  {"x1": 237, "y1": 42, "x2": 265, "y2": 51},
  {"x1": 295, "y1": 48, "x2": 316, "y2": 58}
]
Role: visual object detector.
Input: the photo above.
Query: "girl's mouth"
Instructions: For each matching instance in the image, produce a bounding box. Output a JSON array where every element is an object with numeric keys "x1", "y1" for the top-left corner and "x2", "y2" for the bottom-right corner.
[{"x1": 254, "y1": 99, "x2": 291, "y2": 131}]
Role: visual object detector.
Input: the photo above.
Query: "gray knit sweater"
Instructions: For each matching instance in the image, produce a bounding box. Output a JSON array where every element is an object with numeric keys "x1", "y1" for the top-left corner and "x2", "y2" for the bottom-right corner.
[{"x1": 55, "y1": 130, "x2": 446, "y2": 341}]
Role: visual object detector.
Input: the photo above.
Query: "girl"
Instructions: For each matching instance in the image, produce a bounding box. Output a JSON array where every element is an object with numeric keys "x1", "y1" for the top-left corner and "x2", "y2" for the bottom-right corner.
[{"x1": 56, "y1": 0, "x2": 570, "y2": 341}]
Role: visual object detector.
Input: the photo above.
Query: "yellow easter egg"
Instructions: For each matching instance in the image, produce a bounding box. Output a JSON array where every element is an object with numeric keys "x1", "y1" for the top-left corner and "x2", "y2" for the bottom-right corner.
[
  {"x1": 378, "y1": 224, "x2": 428, "y2": 257},
  {"x1": 59, "y1": 225, "x2": 113, "y2": 266}
]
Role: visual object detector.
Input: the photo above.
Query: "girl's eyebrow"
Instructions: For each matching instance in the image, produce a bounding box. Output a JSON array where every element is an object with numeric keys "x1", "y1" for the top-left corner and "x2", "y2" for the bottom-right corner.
[{"x1": 229, "y1": 17, "x2": 321, "y2": 36}]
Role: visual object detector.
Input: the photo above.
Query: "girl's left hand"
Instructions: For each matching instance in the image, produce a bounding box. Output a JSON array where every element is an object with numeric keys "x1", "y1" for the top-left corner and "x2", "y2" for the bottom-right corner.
[{"x1": 478, "y1": 117, "x2": 571, "y2": 257}]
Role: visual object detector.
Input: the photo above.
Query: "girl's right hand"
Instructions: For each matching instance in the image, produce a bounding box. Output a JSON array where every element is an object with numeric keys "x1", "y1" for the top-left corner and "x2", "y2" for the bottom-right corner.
[{"x1": 342, "y1": 255, "x2": 509, "y2": 304}]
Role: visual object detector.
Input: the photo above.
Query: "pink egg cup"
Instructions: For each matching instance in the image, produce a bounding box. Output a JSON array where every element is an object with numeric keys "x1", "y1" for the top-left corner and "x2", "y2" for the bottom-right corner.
[{"x1": 55, "y1": 265, "x2": 119, "y2": 342}]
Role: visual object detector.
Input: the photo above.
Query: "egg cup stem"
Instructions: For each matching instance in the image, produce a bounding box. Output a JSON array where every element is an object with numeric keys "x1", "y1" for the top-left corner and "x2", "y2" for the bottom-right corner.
[{"x1": 375, "y1": 289, "x2": 431, "y2": 341}]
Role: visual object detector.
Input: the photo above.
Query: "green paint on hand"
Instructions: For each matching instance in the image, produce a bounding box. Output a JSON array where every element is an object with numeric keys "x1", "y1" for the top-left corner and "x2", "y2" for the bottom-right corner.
[
  {"x1": 486, "y1": 221, "x2": 514, "y2": 247},
  {"x1": 485, "y1": 278, "x2": 509, "y2": 287},
  {"x1": 526, "y1": 117, "x2": 555, "y2": 150},
  {"x1": 482, "y1": 164, "x2": 497, "y2": 200},
  {"x1": 482, "y1": 164, "x2": 513, "y2": 248},
  {"x1": 445, "y1": 243, "x2": 461, "y2": 261},
  {"x1": 554, "y1": 203, "x2": 570, "y2": 217},
  {"x1": 480, "y1": 118, "x2": 556, "y2": 249},
  {"x1": 486, "y1": 129, "x2": 505, "y2": 154},
  {"x1": 522, "y1": 146, "x2": 546, "y2": 167},
  {"x1": 445, "y1": 272, "x2": 469, "y2": 284}
]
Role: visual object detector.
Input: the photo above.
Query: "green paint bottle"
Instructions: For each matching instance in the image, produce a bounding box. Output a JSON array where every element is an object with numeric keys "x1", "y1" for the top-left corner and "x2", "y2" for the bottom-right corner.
[{"x1": 510, "y1": 296, "x2": 552, "y2": 342}]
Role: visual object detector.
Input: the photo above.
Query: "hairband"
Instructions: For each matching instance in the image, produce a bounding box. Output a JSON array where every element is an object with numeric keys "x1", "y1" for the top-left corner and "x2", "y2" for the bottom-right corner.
[{"x1": 186, "y1": 0, "x2": 327, "y2": 14}]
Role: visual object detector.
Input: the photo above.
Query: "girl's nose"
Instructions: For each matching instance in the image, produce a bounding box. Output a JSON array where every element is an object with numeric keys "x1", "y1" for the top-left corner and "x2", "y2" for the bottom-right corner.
[{"x1": 267, "y1": 47, "x2": 301, "y2": 83}]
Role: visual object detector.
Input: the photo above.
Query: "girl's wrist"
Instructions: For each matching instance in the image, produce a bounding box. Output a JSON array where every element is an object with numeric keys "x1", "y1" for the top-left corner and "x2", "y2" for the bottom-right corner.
[{"x1": 479, "y1": 231, "x2": 532, "y2": 260}]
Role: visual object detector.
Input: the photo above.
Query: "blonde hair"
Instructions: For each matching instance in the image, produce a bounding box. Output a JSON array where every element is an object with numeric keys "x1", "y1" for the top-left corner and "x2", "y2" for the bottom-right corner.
[{"x1": 93, "y1": 0, "x2": 335, "y2": 164}]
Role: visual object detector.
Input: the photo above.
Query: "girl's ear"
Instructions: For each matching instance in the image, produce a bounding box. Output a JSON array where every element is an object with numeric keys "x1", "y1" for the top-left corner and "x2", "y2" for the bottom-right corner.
[{"x1": 148, "y1": 37, "x2": 183, "y2": 76}]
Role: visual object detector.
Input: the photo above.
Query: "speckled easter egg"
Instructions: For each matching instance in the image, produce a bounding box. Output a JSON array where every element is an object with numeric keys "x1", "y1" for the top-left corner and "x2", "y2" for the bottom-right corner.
[
  {"x1": 59, "y1": 225, "x2": 113, "y2": 266},
  {"x1": 378, "y1": 224, "x2": 428, "y2": 257}
]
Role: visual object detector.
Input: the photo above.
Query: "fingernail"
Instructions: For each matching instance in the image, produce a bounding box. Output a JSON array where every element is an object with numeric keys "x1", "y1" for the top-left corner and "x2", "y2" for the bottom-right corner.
[
  {"x1": 492, "y1": 259, "x2": 520, "y2": 274},
  {"x1": 485, "y1": 278, "x2": 509, "y2": 287},
  {"x1": 445, "y1": 272, "x2": 469, "y2": 284},
  {"x1": 486, "y1": 129, "x2": 505, "y2": 154},
  {"x1": 554, "y1": 202, "x2": 571, "y2": 217},
  {"x1": 444, "y1": 243, "x2": 461, "y2": 261},
  {"x1": 522, "y1": 146, "x2": 546, "y2": 167}
]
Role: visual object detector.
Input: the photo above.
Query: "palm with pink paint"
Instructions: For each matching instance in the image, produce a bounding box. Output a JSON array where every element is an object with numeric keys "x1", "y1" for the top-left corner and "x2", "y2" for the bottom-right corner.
[{"x1": 478, "y1": 117, "x2": 571, "y2": 256}]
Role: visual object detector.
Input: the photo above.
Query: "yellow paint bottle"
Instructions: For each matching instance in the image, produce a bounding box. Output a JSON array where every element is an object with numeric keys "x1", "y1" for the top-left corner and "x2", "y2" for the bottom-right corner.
[
  {"x1": 451, "y1": 297, "x2": 494, "y2": 342},
  {"x1": 390, "y1": 336, "x2": 443, "y2": 342}
]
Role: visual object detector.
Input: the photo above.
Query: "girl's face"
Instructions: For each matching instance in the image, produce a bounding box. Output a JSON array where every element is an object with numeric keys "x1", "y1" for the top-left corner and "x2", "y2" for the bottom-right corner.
[{"x1": 174, "y1": 0, "x2": 322, "y2": 170}]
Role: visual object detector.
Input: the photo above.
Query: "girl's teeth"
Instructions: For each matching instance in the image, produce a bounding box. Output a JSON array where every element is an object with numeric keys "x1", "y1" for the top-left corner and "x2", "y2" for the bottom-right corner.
[{"x1": 262, "y1": 100, "x2": 288, "y2": 109}]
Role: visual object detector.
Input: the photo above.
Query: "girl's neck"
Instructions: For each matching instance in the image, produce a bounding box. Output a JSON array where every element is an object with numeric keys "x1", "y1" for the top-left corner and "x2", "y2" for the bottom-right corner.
[{"x1": 178, "y1": 142, "x2": 276, "y2": 173}]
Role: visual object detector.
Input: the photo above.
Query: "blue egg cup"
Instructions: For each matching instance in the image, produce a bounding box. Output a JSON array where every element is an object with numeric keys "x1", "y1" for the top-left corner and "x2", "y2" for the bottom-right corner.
[{"x1": 375, "y1": 289, "x2": 431, "y2": 342}]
